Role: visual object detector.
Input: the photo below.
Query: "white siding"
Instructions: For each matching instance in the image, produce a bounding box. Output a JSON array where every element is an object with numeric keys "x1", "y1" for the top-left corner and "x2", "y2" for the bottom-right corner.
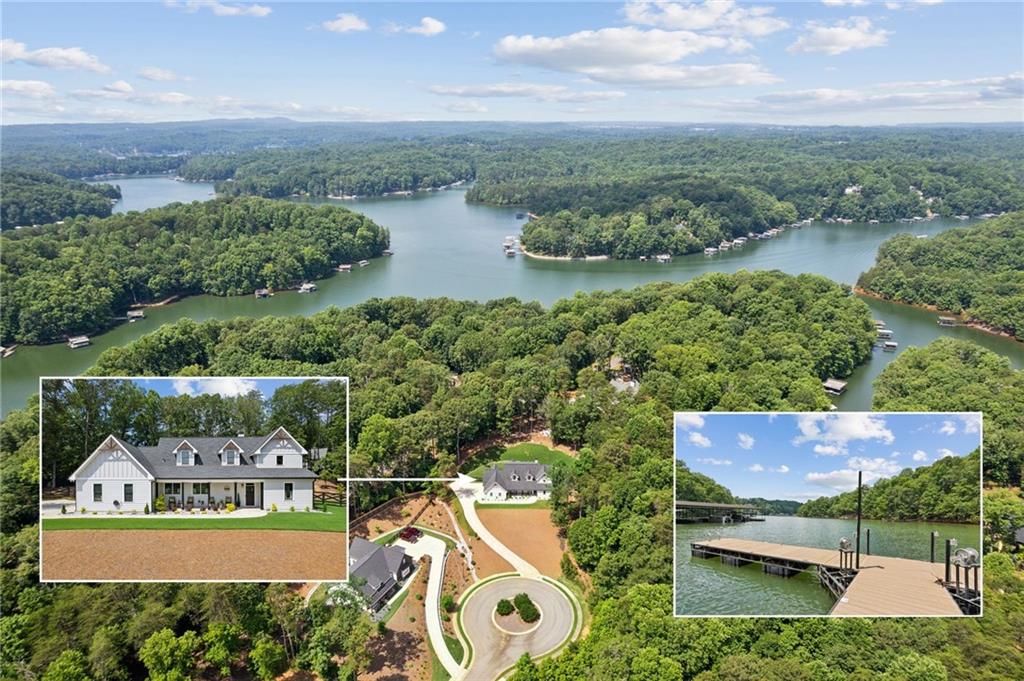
[
  {"x1": 255, "y1": 443, "x2": 305, "y2": 469},
  {"x1": 263, "y1": 479, "x2": 314, "y2": 511},
  {"x1": 73, "y1": 447, "x2": 152, "y2": 512}
]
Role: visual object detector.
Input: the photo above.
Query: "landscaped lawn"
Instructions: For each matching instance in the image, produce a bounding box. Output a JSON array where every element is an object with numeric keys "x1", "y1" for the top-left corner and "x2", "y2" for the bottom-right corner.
[
  {"x1": 41, "y1": 502, "x2": 346, "y2": 532},
  {"x1": 466, "y1": 442, "x2": 573, "y2": 480}
]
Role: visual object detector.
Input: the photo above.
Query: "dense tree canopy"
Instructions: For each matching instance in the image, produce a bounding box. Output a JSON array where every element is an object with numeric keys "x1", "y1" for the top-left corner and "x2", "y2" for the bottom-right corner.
[
  {"x1": 797, "y1": 450, "x2": 980, "y2": 522},
  {"x1": 858, "y1": 211, "x2": 1024, "y2": 338},
  {"x1": 0, "y1": 169, "x2": 120, "y2": 230},
  {"x1": 0, "y1": 197, "x2": 389, "y2": 344},
  {"x1": 675, "y1": 460, "x2": 735, "y2": 504}
]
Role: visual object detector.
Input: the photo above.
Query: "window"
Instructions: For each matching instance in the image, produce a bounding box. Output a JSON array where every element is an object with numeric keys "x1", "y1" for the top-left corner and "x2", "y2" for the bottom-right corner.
[
  {"x1": 276, "y1": 455, "x2": 284, "y2": 466},
  {"x1": 285, "y1": 483, "x2": 293, "y2": 501},
  {"x1": 192, "y1": 482, "x2": 210, "y2": 495},
  {"x1": 225, "y1": 451, "x2": 236, "y2": 465},
  {"x1": 124, "y1": 484, "x2": 133, "y2": 502},
  {"x1": 93, "y1": 484, "x2": 102, "y2": 502},
  {"x1": 177, "y1": 450, "x2": 190, "y2": 465},
  {"x1": 164, "y1": 482, "x2": 182, "y2": 496}
]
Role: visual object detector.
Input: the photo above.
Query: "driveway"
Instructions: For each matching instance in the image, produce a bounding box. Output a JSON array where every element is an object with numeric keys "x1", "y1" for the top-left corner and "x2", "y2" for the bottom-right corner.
[
  {"x1": 458, "y1": 576, "x2": 575, "y2": 680},
  {"x1": 450, "y1": 475, "x2": 540, "y2": 577},
  {"x1": 394, "y1": 534, "x2": 462, "y2": 677}
]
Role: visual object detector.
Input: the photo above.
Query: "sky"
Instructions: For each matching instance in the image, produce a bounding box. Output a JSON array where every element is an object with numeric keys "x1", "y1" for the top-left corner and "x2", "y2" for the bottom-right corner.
[
  {"x1": 674, "y1": 412, "x2": 982, "y2": 501},
  {"x1": 132, "y1": 376, "x2": 344, "y2": 398},
  {"x1": 1, "y1": 1, "x2": 1021, "y2": 126}
]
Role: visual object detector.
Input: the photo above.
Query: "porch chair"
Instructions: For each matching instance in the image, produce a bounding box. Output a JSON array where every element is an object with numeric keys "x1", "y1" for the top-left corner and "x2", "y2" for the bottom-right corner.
[
  {"x1": 185, "y1": 496, "x2": 194, "y2": 511},
  {"x1": 167, "y1": 497, "x2": 177, "y2": 512}
]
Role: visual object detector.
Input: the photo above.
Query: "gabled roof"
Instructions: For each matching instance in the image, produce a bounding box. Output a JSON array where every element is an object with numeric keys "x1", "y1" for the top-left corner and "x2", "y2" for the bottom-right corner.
[
  {"x1": 218, "y1": 438, "x2": 246, "y2": 453},
  {"x1": 68, "y1": 434, "x2": 157, "y2": 481},
  {"x1": 349, "y1": 537, "x2": 409, "y2": 607},
  {"x1": 172, "y1": 439, "x2": 198, "y2": 452},
  {"x1": 482, "y1": 461, "x2": 551, "y2": 494},
  {"x1": 254, "y1": 426, "x2": 308, "y2": 455}
]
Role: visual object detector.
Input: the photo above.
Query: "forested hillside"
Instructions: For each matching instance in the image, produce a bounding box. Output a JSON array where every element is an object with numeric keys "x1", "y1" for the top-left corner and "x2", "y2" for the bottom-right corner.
[
  {"x1": 797, "y1": 450, "x2": 980, "y2": 523},
  {"x1": 0, "y1": 197, "x2": 389, "y2": 345},
  {"x1": 858, "y1": 211, "x2": 1024, "y2": 339},
  {"x1": 2, "y1": 283, "x2": 1022, "y2": 680},
  {"x1": 736, "y1": 498, "x2": 803, "y2": 516},
  {"x1": 675, "y1": 460, "x2": 735, "y2": 504},
  {"x1": 0, "y1": 169, "x2": 120, "y2": 229}
]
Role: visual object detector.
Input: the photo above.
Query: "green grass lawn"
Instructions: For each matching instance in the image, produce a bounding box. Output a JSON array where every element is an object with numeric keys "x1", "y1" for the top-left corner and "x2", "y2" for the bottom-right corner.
[
  {"x1": 41, "y1": 502, "x2": 346, "y2": 532},
  {"x1": 466, "y1": 442, "x2": 573, "y2": 480},
  {"x1": 444, "y1": 633, "x2": 465, "y2": 664}
]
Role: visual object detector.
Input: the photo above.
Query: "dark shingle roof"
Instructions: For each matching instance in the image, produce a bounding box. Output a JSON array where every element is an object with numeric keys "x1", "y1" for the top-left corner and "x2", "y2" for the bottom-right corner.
[
  {"x1": 483, "y1": 461, "x2": 551, "y2": 494},
  {"x1": 349, "y1": 537, "x2": 408, "y2": 607},
  {"x1": 133, "y1": 434, "x2": 316, "y2": 480}
]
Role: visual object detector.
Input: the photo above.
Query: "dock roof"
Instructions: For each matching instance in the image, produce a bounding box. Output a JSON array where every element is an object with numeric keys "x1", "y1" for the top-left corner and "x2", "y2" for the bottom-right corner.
[{"x1": 675, "y1": 500, "x2": 757, "y2": 510}]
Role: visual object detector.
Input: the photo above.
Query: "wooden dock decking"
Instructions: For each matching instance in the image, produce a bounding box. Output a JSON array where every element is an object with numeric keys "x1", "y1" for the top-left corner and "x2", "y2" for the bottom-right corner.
[{"x1": 691, "y1": 538, "x2": 962, "y2": 617}]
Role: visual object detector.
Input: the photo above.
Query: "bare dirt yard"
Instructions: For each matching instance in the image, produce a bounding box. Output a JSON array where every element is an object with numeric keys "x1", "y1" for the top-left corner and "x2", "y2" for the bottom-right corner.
[
  {"x1": 364, "y1": 558, "x2": 432, "y2": 681},
  {"x1": 475, "y1": 507, "x2": 565, "y2": 578},
  {"x1": 41, "y1": 530, "x2": 346, "y2": 581}
]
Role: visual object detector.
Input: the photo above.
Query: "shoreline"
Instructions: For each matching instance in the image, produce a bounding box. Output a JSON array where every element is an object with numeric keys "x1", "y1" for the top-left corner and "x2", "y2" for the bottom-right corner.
[
  {"x1": 518, "y1": 245, "x2": 609, "y2": 262},
  {"x1": 853, "y1": 286, "x2": 1021, "y2": 345}
]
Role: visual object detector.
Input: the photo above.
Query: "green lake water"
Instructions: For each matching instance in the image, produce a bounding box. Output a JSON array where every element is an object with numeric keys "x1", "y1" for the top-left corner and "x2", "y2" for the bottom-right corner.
[
  {"x1": 2, "y1": 177, "x2": 1022, "y2": 415},
  {"x1": 675, "y1": 516, "x2": 981, "y2": 616}
]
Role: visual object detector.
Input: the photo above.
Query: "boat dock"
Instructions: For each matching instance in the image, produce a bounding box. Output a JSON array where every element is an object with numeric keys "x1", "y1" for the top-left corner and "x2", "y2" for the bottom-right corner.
[
  {"x1": 675, "y1": 501, "x2": 763, "y2": 523},
  {"x1": 690, "y1": 538, "x2": 963, "y2": 617}
]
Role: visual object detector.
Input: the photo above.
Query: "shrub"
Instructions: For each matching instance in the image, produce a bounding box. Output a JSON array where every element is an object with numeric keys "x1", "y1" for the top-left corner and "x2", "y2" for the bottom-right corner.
[
  {"x1": 496, "y1": 599, "x2": 514, "y2": 616},
  {"x1": 60, "y1": 504, "x2": 66, "y2": 515},
  {"x1": 249, "y1": 634, "x2": 287, "y2": 681},
  {"x1": 226, "y1": 503, "x2": 236, "y2": 513},
  {"x1": 561, "y1": 553, "x2": 578, "y2": 580},
  {"x1": 79, "y1": 507, "x2": 86, "y2": 514},
  {"x1": 441, "y1": 593, "x2": 457, "y2": 612},
  {"x1": 154, "y1": 495, "x2": 166, "y2": 512},
  {"x1": 289, "y1": 505, "x2": 295, "y2": 512},
  {"x1": 143, "y1": 503, "x2": 150, "y2": 515},
  {"x1": 304, "y1": 506, "x2": 310, "y2": 512},
  {"x1": 271, "y1": 503, "x2": 278, "y2": 512},
  {"x1": 513, "y1": 593, "x2": 539, "y2": 623}
]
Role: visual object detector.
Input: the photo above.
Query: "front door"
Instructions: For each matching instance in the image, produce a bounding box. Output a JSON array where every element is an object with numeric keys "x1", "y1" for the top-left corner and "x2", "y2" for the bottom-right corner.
[{"x1": 245, "y1": 483, "x2": 255, "y2": 507}]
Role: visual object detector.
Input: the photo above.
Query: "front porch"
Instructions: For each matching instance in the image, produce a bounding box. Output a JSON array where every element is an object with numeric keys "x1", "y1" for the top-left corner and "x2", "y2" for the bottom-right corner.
[{"x1": 157, "y1": 480, "x2": 265, "y2": 511}]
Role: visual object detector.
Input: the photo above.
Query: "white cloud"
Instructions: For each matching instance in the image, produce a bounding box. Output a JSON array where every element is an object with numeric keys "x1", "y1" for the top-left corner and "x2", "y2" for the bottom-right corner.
[
  {"x1": 389, "y1": 17, "x2": 447, "y2": 37},
  {"x1": 430, "y1": 82, "x2": 625, "y2": 103},
  {"x1": 1, "y1": 38, "x2": 110, "y2": 73},
  {"x1": 138, "y1": 66, "x2": 189, "y2": 82},
  {"x1": 322, "y1": 13, "x2": 369, "y2": 33},
  {"x1": 748, "y1": 463, "x2": 765, "y2": 472},
  {"x1": 959, "y1": 413, "x2": 982, "y2": 434},
  {"x1": 795, "y1": 413, "x2": 895, "y2": 457},
  {"x1": 165, "y1": 0, "x2": 271, "y2": 17},
  {"x1": 440, "y1": 100, "x2": 488, "y2": 113},
  {"x1": 788, "y1": 17, "x2": 890, "y2": 56},
  {"x1": 105, "y1": 80, "x2": 135, "y2": 94},
  {"x1": 1, "y1": 79, "x2": 56, "y2": 99},
  {"x1": 737, "y1": 432, "x2": 755, "y2": 450},
  {"x1": 847, "y1": 456, "x2": 902, "y2": 476},
  {"x1": 807, "y1": 454, "x2": 906, "y2": 492},
  {"x1": 72, "y1": 82, "x2": 195, "y2": 106},
  {"x1": 697, "y1": 457, "x2": 732, "y2": 466},
  {"x1": 675, "y1": 413, "x2": 705, "y2": 429},
  {"x1": 776, "y1": 464, "x2": 790, "y2": 474},
  {"x1": 912, "y1": 450, "x2": 929, "y2": 462},
  {"x1": 939, "y1": 420, "x2": 957, "y2": 435},
  {"x1": 805, "y1": 469, "x2": 862, "y2": 492},
  {"x1": 494, "y1": 26, "x2": 777, "y2": 88},
  {"x1": 749, "y1": 463, "x2": 789, "y2": 473},
  {"x1": 207, "y1": 95, "x2": 386, "y2": 120},
  {"x1": 623, "y1": 1, "x2": 789, "y2": 37},
  {"x1": 171, "y1": 377, "x2": 260, "y2": 398},
  {"x1": 936, "y1": 448, "x2": 957, "y2": 459},
  {"x1": 822, "y1": 0, "x2": 868, "y2": 5},
  {"x1": 689, "y1": 431, "x2": 713, "y2": 448}
]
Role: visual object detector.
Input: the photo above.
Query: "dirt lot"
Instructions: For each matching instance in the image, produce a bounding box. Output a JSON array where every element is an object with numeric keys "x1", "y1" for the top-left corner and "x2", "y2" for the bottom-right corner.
[
  {"x1": 364, "y1": 558, "x2": 432, "y2": 681},
  {"x1": 476, "y1": 507, "x2": 565, "y2": 578},
  {"x1": 41, "y1": 530, "x2": 346, "y2": 581}
]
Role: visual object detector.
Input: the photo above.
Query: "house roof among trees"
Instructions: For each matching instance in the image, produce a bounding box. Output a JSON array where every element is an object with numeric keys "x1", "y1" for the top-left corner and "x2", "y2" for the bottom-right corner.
[{"x1": 483, "y1": 461, "x2": 551, "y2": 494}]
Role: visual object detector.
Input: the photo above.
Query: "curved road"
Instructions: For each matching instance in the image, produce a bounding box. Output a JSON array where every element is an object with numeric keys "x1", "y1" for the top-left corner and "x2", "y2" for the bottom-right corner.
[
  {"x1": 459, "y1": 576, "x2": 575, "y2": 680},
  {"x1": 450, "y1": 475, "x2": 540, "y2": 577}
]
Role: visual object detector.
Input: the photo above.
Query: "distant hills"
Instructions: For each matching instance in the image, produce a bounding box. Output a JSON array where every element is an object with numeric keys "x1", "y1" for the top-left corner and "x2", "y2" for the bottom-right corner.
[{"x1": 675, "y1": 461, "x2": 803, "y2": 515}]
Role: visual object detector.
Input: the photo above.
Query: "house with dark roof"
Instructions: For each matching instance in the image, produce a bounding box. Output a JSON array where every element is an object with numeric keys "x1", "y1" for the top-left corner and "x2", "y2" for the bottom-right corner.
[
  {"x1": 348, "y1": 537, "x2": 414, "y2": 610},
  {"x1": 68, "y1": 426, "x2": 317, "y2": 513},
  {"x1": 481, "y1": 460, "x2": 552, "y2": 501}
]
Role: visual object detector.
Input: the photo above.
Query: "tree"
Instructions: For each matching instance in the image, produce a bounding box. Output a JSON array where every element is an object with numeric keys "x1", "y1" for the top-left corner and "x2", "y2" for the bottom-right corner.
[
  {"x1": 42, "y1": 650, "x2": 92, "y2": 681},
  {"x1": 249, "y1": 635, "x2": 287, "y2": 681},
  {"x1": 201, "y1": 623, "x2": 242, "y2": 677},
  {"x1": 138, "y1": 629, "x2": 199, "y2": 681}
]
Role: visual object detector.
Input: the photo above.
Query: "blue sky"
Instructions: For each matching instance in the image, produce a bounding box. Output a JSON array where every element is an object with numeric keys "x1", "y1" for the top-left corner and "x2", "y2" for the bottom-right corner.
[
  {"x1": 2, "y1": 1, "x2": 1021, "y2": 125},
  {"x1": 675, "y1": 412, "x2": 981, "y2": 500},
  {"x1": 133, "y1": 376, "x2": 344, "y2": 398}
]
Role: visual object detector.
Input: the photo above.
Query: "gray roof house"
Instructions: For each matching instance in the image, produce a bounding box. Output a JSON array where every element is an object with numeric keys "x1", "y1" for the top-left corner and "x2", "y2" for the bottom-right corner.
[
  {"x1": 68, "y1": 427, "x2": 317, "y2": 513},
  {"x1": 482, "y1": 461, "x2": 553, "y2": 500},
  {"x1": 349, "y1": 537, "x2": 414, "y2": 610}
]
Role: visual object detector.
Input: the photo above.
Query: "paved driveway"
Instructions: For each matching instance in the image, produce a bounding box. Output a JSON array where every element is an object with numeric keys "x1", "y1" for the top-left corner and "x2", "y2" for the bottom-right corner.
[
  {"x1": 394, "y1": 534, "x2": 462, "y2": 677},
  {"x1": 458, "y1": 576, "x2": 575, "y2": 680},
  {"x1": 450, "y1": 475, "x2": 539, "y2": 577}
]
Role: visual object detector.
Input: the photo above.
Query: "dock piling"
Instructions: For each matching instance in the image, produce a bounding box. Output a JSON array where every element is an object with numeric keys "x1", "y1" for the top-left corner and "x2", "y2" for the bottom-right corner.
[{"x1": 866, "y1": 528, "x2": 871, "y2": 556}]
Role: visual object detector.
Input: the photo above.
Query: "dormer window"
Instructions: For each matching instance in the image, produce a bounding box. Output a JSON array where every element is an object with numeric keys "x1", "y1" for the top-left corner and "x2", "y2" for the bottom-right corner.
[
  {"x1": 224, "y1": 450, "x2": 237, "y2": 465},
  {"x1": 174, "y1": 440, "x2": 197, "y2": 466},
  {"x1": 177, "y1": 450, "x2": 191, "y2": 466},
  {"x1": 526, "y1": 474, "x2": 534, "y2": 481},
  {"x1": 511, "y1": 473, "x2": 520, "y2": 481}
]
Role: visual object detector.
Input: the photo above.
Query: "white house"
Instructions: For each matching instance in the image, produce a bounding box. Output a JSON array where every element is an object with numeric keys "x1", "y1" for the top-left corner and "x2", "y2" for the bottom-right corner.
[
  {"x1": 481, "y1": 461, "x2": 552, "y2": 501},
  {"x1": 68, "y1": 426, "x2": 318, "y2": 513}
]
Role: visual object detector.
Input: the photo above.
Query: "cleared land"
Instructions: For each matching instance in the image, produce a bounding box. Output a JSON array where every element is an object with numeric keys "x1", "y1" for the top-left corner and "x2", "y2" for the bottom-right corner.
[
  {"x1": 476, "y1": 507, "x2": 564, "y2": 578},
  {"x1": 42, "y1": 502, "x2": 346, "y2": 532},
  {"x1": 41, "y1": 529, "x2": 347, "y2": 581},
  {"x1": 364, "y1": 560, "x2": 433, "y2": 681},
  {"x1": 466, "y1": 442, "x2": 574, "y2": 480}
]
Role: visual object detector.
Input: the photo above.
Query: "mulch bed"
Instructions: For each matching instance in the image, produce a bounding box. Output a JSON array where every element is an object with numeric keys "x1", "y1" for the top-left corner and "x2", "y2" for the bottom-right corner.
[{"x1": 41, "y1": 529, "x2": 347, "y2": 581}]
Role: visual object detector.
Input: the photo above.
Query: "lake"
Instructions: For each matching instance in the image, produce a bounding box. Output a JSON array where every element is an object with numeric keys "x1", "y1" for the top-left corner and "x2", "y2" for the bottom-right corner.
[
  {"x1": 2, "y1": 177, "x2": 1022, "y2": 415},
  {"x1": 675, "y1": 515, "x2": 981, "y2": 616}
]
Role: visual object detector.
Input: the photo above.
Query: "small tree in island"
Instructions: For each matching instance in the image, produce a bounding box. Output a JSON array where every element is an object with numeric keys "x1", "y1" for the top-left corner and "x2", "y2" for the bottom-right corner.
[
  {"x1": 513, "y1": 593, "x2": 540, "y2": 623},
  {"x1": 496, "y1": 598, "x2": 514, "y2": 617}
]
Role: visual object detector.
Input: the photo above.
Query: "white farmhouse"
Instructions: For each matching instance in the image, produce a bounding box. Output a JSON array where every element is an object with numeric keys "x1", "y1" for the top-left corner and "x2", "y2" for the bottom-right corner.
[
  {"x1": 68, "y1": 426, "x2": 317, "y2": 513},
  {"x1": 481, "y1": 460, "x2": 553, "y2": 501}
]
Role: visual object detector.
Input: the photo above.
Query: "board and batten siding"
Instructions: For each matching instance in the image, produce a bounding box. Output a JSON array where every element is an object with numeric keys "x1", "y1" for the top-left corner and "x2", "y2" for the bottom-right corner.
[
  {"x1": 255, "y1": 438, "x2": 305, "y2": 468},
  {"x1": 74, "y1": 447, "x2": 153, "y2": 512},
  {"x1": 263, "y1": 479, "x2": 314, "y2": 510}
]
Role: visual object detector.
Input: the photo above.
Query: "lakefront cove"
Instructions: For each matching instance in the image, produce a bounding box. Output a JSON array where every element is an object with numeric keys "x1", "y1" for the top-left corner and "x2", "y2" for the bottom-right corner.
[{"x1": 2, "y1": 176, "x2": 1022, "y2": 416}]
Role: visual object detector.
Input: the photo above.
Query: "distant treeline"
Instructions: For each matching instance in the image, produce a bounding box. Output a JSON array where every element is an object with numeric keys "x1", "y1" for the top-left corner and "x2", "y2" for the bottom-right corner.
[
  {"x1": 675, "y1": 460, "x2": 735, "y2": 503},
  {"x1": 798, "y1": 450, "x2": 980, "y2": 523},
  {"x1": 858, "y1": 211, "x2": 1024, "y2": 339},
  {"x1": 736, "y1": 497, "x2": 803, "y2": 516},
  {"x1": 0, "y1": 197, "x2": 389, "y2": 345},
  {"x1": 0, "y1": 169, "x2": 120, "y2": 229}
]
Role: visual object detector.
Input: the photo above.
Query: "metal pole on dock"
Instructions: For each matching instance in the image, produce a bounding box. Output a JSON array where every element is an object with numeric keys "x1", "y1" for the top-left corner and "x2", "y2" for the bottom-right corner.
[
  {"x1": 866, "y1": 528, "x2": 871, "y2": 555},
  {"x1": 944, "y1": 539, "x2": 953, "y2": 583},
  {"x1": 930, "y1": 531, "x2": 938, "y2": 563},
  {"x1": 855, "y1": 471, "x2": 862, "y2": 570}
]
